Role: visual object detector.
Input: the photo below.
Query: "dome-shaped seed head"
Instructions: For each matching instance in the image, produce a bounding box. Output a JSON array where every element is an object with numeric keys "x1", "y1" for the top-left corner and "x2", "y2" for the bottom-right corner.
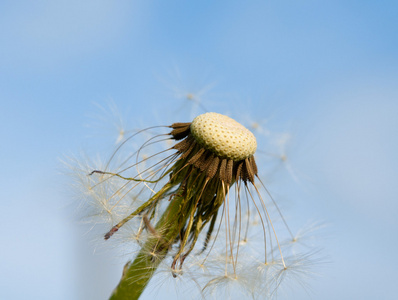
[{"x1": 190, "y1": 112, "x2": 257, "y2": 161}]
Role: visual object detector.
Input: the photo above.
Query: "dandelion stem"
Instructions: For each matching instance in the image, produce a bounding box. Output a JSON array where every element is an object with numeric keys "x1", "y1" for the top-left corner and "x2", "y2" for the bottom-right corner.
[{"x1": 109, "y1": 186, "x2": 188, "y2": 300}]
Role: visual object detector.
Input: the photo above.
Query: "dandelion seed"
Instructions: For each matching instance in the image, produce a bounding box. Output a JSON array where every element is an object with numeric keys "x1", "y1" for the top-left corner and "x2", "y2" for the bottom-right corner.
[
  {"x1": 87, "y1": 101, "x2": 132, "y2": 144},
  {"x1": 159, "y1": 67, "x2": 216, "y2": 118},
  {"x1": 253, "y1": 250, "x2": 325, "y2": 299}
]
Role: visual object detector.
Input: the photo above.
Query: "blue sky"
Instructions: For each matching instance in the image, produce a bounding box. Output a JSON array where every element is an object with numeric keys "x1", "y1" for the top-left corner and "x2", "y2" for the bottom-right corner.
[{"x1": 1, "y1": 1, "x2": 398, "y2": 299}]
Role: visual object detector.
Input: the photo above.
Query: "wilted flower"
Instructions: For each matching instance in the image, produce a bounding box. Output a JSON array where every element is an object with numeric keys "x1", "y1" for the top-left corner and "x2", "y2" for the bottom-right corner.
[{"x1": 75, "y1": 111, "x2": 322, "y2": 299}]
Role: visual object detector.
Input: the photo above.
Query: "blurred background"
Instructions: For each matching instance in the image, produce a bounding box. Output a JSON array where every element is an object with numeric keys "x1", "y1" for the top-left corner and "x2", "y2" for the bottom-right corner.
[{"x1": 1, "y1": 1, "x2": 397, "y2": 299}]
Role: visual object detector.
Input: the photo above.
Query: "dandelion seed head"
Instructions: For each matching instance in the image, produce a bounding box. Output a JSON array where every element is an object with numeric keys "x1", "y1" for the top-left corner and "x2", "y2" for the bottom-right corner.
[{"x1": 191, "y1": 112, "x2": 257, "y2": 161}]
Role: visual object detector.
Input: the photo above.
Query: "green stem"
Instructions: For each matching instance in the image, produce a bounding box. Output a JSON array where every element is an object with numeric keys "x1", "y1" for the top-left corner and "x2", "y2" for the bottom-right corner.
[{"x1": 109, "y1": 190, "x2": 188, "y2": 300}]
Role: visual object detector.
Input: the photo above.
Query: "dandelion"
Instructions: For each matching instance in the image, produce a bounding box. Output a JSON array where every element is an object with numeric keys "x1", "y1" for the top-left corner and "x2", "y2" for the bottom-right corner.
[{"x1": 78, "y1": 111, "x2": 320, "y2": 299}]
